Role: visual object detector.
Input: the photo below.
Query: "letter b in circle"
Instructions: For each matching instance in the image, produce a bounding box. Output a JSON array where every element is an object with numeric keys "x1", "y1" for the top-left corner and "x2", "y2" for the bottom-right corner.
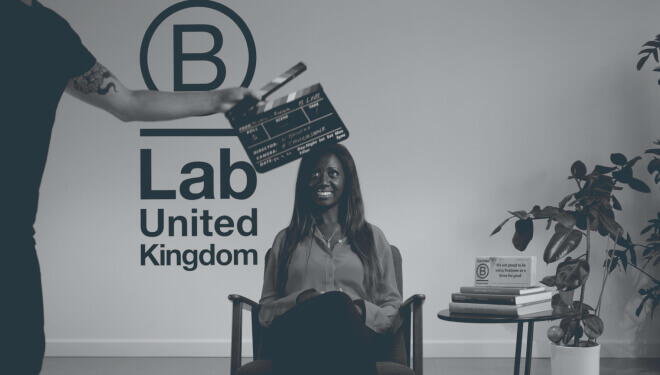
[
  {"x1": 173, "y1": 24, "x2": 226, "y2": 91},
  {"x1": 476, "y1": 264, "x2": 489, "y2": 279}
]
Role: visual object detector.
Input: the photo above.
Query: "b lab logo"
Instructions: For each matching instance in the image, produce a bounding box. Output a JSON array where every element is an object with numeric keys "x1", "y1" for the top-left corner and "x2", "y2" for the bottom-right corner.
[
  {"x1": 140, "y1": 0, "x2": 256, "y2": 91},
  {"x1": 476, "y1": 263, "x2": 489, "y2": 279}
]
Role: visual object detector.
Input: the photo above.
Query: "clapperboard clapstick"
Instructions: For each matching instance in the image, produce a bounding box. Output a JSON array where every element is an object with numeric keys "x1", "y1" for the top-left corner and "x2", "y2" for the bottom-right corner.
[{"x1": 225, "y1": 62, "x2": 349, "y2": 173}]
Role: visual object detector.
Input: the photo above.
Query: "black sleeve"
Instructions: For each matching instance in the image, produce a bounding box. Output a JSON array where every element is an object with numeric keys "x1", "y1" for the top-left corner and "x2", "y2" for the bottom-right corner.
[
  {"x1": 46, "y1": 6, "x2": 96, "y2": 79},
  {"x1": 61, "y1": 19, "x2": 96, "y2": 78}
]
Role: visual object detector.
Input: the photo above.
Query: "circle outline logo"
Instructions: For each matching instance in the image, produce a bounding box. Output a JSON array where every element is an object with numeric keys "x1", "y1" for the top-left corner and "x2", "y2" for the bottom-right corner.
[
  {"x1": 476, "y1": 264, "x2": 489, "y2": 279},
  {"x1": 140, "y1": 0, "x2": 256, "y2": 91}
]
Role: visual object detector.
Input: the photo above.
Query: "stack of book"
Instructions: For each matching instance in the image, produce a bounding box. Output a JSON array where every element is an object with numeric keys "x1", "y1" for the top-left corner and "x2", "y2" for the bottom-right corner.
[{"x1": 448, "y1": 286, "x2": 553, "y2": 316}]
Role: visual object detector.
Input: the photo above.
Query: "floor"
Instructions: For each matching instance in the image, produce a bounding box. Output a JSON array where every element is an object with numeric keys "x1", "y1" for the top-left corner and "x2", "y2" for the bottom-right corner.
[{"x1": 40, "y1": 357, "x2": 660, "y2": 375}]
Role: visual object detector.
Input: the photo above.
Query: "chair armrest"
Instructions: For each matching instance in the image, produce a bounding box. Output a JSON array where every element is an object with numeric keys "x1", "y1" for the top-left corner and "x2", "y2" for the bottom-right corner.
[
  {"x1": 401, "y1": 294, "x2": 426, "y2": 309},
  {"x1": 228, "y1": 294, "x2": 261, "y2": 375},
  {"x1": 229, "y1": 294, "x2": 260, "y2": 311},
  {"x1": 400, "y1": 294, "x2": 425, "y2": 375}
]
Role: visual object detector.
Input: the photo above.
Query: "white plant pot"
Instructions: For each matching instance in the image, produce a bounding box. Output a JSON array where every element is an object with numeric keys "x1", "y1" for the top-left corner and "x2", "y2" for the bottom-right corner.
[{"x1": 550, "y1": 342, "x2": 600, "y2": 375}]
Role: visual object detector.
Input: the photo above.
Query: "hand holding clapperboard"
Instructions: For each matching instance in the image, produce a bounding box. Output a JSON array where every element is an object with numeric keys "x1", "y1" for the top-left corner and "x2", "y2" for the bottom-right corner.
[{"x1": 226, "y1": 63, "x2": 349, "y2": 173}]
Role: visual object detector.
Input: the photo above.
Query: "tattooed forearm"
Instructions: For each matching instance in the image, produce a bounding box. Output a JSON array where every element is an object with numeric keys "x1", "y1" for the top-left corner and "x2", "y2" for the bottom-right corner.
[{"x1": 72, "y1": 62, "x2": 117, "y2": 95}]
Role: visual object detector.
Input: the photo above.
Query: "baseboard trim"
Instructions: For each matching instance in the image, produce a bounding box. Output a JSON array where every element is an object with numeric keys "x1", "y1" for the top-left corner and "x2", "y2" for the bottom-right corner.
[
  {"x1": 46, "y1": 339, "x2": 236, "y2": 357},
  {"x1": 423, "y1": 340, "x2": 660, "y2": 358},
  {"x1": 46, "y1": 339, "x2": 660, "y2": 358}
]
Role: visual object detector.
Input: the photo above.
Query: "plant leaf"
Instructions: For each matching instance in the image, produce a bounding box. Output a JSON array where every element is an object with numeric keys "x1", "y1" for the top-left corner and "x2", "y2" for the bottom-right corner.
[
  {"x1": 559, "y1": 194, "x2": 573, "y2": 209},
  {"x1": 563, "y1": 320, "x2": 583, "y2": 345},
  {"x1": 608, "y1": 257, "x2": 619, "y2": 273},
  {"x1": 648, "y1": 158, "x2": 660, "y2": 174},
  {"x1": 571, "y1": 160, "x2": 587, "y2": 179},
  {"x1": 508, "y1": 210, "x2": 529, "y2": 220},
  {"x1": 544, "y1": 227, "x2": 583, "y2": 263},
  {"x1": 559, "y1": 290, "x2": 574, "y2": 305},
  {"x1": 610, "y1": 153, "x2": 627, "y2": 165},
  {"x1": 628, "y1": 178, "x2": 651, "y2": 193},
  {"x1": 532, "y1": 206, "x2": 560, "y2": 219},
  {"x1": 540, "y1": 275, "x2": 556, "y2": 287},
  {"x1": 613, "y1": 166, "x2": 633, "y2": 183},
  {"x1": 637, "y1": 296, "x2": 651, "y2": 317},
  {"x1": 589, "y1": 211, "x2": 600, "y2": 231},
  {"x1": 593, "y1": 165, "x2": 617, "y2": 174},
  {"x1": 556, "y1": 212, "x2": 577, "y2": 228},
  {"x1": 572, "y1": 301, "x2": 595, "y2": 312},
  {"x1": 490, "y1": 216, "x2": 512, "y2": 236},
  {"x1": 625, "y1": 156, "x2": 642, "y2": 168},
  {"x1": 583, "y1": 315, "x2": 604, "y2": 339},
  {"x1": 641, "y1": 224, "x2": 654, "y2": 235},
  {"x1": 599, "y1": 211, "x2": 623, "y2": 238},
  {"x1": 612, "y1": 195, "x2": 622, "y2": 210},
  {"x1": 621, "y1": 251, "x2": 628, "y2": 270},
  {"x1": 555, "y1": 258, "x2": 590, "y2": 291},
  {"x1": 551, "y1": 293, "x2": 565, "y2": 308},
  {"x1": 575, "y1": 212, "x2": 587, "y2": 230},
  {"x1": 638, "y1": 53, "x2": 650, "y2": 70},
  {"x1": 512, "y1": 218, "x2": 534, "y2": 251},
  {"x1": 645, "y1": 148, "x2": 660, "y2": 156}
]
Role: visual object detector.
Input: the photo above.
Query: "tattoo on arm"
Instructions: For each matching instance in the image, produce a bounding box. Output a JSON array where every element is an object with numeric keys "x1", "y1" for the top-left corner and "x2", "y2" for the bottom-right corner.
[{"x1": 72, "y1": 62, "x2": 118, "y2": 95}]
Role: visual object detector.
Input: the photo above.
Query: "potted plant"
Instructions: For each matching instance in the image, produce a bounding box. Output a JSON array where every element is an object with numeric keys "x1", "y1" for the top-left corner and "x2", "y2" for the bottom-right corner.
[
  {"x1": 490, "y1": 144, "x2": 660, "y2": 374},
  {"x1": 488, "y1": 35, "x2": 660, "y2": 375}
]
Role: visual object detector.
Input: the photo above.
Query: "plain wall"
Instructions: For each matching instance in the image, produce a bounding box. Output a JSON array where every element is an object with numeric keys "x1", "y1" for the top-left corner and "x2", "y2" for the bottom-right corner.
[{"x1": 35, "y1": 0, "x2": 660, "y2": 358}]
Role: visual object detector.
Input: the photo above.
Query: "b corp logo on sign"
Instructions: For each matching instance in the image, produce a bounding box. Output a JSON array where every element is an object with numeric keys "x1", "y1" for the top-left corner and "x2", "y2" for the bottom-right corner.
[
  {"x1": 140, "y1": 0, "x2": 256, "y2": 91},
  {"x1": 476, "y1": 264, "x2": 489, "y2": 279}
]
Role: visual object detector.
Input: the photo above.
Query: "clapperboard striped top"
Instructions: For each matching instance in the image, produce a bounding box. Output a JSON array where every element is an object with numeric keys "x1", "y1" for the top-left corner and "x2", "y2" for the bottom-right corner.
[
  {"x1": 256, "y1": 83, "x2": 322, "y2": 114},
  {"x1": 258, "y1": 62, "x2": 307, "y2": 100}
]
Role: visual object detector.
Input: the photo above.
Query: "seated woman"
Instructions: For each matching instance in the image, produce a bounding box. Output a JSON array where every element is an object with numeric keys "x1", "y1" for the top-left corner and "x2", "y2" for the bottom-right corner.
[{"x1": 258, "y1": 144, "x2": 402, "y2": 375}]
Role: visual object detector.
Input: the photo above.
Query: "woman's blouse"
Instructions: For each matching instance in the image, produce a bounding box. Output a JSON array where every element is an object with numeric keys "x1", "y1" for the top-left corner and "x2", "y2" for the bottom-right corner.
[{"x1": 259, "y1": 224, "x2": 402, "y2": 334}]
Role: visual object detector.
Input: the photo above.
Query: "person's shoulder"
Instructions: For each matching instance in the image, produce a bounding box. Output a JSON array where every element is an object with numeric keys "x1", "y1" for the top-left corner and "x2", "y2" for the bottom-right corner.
[
  {"x1": 367, "y1": 223, "x2": 391, "y2": 251},
  {"x1": 367, "y1": 222, "x2": 386, "y2": 238},
  {"x1": 35, "y1": 1, "x2": 72, "y2": 28},
  {"x1": 269, "y1": 228, "x2": 289, "y2": 255},
  {"x1": 274, "y1": 228, "x2": 288, "y2": 242}
]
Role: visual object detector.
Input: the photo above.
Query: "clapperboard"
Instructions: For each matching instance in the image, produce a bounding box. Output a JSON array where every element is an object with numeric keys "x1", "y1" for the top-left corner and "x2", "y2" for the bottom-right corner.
[{"x1": 225, "y1": 62, "x2": 349, "y2": 173}]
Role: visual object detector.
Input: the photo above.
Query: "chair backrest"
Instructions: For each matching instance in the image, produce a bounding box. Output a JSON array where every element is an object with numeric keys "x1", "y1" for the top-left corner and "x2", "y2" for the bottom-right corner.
[
  {"x1": 264, "y1": 245, "x2": 403, "y2": 295},
  {"x1": 390, "y1": 245, "x2": 403, "y2": 296}
]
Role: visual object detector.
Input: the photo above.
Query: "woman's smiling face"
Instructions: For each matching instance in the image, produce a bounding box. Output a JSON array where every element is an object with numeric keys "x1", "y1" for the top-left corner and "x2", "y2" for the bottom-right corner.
[{"x1": 308, "y1": 153, "x2": 345, "y2": 209}]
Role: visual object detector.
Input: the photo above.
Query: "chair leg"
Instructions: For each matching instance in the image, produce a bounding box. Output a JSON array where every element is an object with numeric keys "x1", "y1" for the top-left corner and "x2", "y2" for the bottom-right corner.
[
  {"x1": 251, "y1": 309, "x2": 261, "y2": 361},
  {"x1": 230, "y1": 302, "x2": 243, "y2": 375},
  {"x1": 403, "y1": 306, "x2": 412, "y2": 368},
  {"x1": 413, "y1": 303, "x2": 423, "y2": 375}
]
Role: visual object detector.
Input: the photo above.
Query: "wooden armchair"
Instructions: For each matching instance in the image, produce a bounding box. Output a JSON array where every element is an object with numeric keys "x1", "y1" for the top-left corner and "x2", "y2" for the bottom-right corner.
[{"x1": 228, "y1": 245, "x2": 425, "y2": 375}]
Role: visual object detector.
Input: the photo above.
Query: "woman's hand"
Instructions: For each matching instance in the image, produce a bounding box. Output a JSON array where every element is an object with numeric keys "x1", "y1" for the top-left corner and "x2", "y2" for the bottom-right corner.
[{"x1": 296, "y1": 289, "x2": 321, "y2": 305}]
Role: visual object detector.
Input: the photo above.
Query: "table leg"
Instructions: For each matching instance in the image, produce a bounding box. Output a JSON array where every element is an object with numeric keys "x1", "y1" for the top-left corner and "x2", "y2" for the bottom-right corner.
[
  {"x1": 525, "y1": 321, "x2": 534, "y2": 375},
  {"x1": 514, "y1": 322, "x2": 523, "y2": 375}
]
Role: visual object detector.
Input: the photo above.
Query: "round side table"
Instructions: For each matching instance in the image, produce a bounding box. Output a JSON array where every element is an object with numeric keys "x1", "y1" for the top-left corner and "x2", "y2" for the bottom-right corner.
[{"x1": 437, "y1": 307, "x2": 571, "y2": 375}]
